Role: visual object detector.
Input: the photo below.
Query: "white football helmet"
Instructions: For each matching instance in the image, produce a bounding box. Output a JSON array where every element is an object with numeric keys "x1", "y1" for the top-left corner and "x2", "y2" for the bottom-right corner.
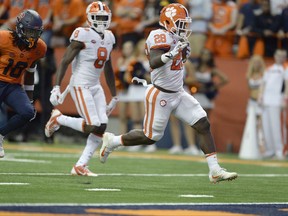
[{"x1": 86, "y1": 1, "x2": 111, "y2": 33}]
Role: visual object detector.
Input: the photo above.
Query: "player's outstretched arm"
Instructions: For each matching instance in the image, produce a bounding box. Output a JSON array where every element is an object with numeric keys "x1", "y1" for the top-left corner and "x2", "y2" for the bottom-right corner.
[{"x1": 55, "y1": 40, "x2": 84, "y2": 86}]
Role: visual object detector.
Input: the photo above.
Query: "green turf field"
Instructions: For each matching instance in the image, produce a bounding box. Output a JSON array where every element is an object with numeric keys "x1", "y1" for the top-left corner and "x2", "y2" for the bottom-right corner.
[{"x1": 0, "y1": 142, "x2": 287, "y2": 204}]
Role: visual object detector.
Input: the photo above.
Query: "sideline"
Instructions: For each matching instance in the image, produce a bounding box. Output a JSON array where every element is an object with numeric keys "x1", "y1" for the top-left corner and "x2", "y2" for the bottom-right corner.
[{"x1": 3, "y1": 143, "x2": 288, "y2": 168}]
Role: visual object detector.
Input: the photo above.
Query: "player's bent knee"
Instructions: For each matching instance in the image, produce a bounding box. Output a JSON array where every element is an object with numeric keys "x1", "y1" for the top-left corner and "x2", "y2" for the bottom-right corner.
[
  {"x1": 21, "y1": 106, "x2": 36, "y2": 122},
  {"x1": 192, "y1": 117, "x2": 210, "y2": 134},
  {"x1": 94, "y1": 124, "x2": 107, "y2": 136},
  {"x1": 151, "y1": 133, "x2": 163, "y2": 142},
  {"x1": 142, "y1": 136, "x2": 156, "y2": 145},
  {"x1": 84, "y1": 123, "x2": 107, "y2": 135}
]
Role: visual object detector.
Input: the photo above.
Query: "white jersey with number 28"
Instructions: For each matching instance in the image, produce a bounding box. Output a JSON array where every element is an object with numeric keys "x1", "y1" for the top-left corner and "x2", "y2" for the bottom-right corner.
[{"x1": 145, "y1": 29, "x2": 184, "y2": 92}]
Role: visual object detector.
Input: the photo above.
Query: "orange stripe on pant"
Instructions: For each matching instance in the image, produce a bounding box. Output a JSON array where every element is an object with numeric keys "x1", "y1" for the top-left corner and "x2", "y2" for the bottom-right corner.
[
  {"x1": 73, "y1": 87, "x2": 92, "y2": 125},
  {"x1": 144, "y1": 87, "x2": 160, "y2": 139}
]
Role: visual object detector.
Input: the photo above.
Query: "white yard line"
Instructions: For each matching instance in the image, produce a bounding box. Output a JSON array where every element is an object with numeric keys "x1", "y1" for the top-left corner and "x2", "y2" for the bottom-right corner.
[
  {"x1": 0, "y1": 183, "x2": 29, "y2": 185},
  {"x1": 0, "y1": 173, "x2": 287, "y2": 177},
  {"x1": 0, "y1": 158, "x2": 50, "y2": 163},
  {"x1": 179, "y1": 195, "x2": 214, "y2": 198},
  {"x1": 85, "y1": 188, "x2": 121, "y2": 192},
  {"x1": 0, "y1": 202, "x2": 287, "y2": 206},
  {"x1": 9, "y1": 153, "x2": 78, "y2": 158}
]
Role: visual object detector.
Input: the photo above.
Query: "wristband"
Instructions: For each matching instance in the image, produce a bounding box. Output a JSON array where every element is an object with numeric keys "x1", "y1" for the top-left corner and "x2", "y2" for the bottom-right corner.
[
  {"x1": 24, "y1": 85, "x2": 35, "y2": 91},
  {"x1": 26, "y1": 65, "x2": 37, "y2": 73},
  {"x1": 161, "y1": 52, "x2": 173, "y2": 63}
]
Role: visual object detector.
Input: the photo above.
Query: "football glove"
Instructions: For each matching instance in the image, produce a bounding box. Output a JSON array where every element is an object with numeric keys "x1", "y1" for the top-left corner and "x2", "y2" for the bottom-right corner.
[
  {"x1": 106, "y1": 96, "x2": 119, "y2": 116},
  {"x1": 161, "y1": 41, "x2": 189, "y2": 63},
  {"x1": 50, "y1": 85, "x2": 61, "y2": 106}
]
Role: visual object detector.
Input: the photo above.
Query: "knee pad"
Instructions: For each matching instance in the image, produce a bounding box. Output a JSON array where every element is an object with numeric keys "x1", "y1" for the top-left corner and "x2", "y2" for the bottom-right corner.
[{"x1": 192, "y1": 117, "x2": 210, "y2": 134}]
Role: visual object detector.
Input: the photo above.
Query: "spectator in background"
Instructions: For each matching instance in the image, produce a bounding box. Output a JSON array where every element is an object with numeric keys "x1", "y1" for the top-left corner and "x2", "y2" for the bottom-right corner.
[
  {"x1": 0, "y1": 0, "x2": 8, "y2": 25},
  {"x1": 191, "y1": 48, "x2": 229, "y2": 117},
  {"x1": 186, "y1": 48, "x2": 228, "y2": 154},
  {"x1": 36, "y1": 0, "x2": 56, "y2": 143},
  {"x1": 187, "y1": 0, "x2": 212, "y2": 59},
  {"x1": 113, "y1": 0, "x2": 145, "y2": 46},
  {"x1": 51, "y1": 0, "x2": 86, "y2": 47},
  {"x1": 242, "y1": 55, "x2": 266, "y2": 155},
  {"x1": 251, "y1": 0, "x2": 281, "y2": 57},
  {"x1": 235, "y1": 0, "x2": 260, "y2": 58},
  {"x1": 258, "y1": 49, "x2": 288, "y2": 160},
  {"x1": 206, "y1": 0, "x2": 238, "y2": 57},
  {"x1": 278, "y1": 5, "x2": 288, "y2": 51},
  {"x1": 134, "y1": 0, "x2": 162, "y2": 38},
  {"x1": 270, "y1": 0, "x2": 287, "y2": 16},
  {"x1": 134, "y1": 0, "x2": 179, "y2": 39},
  {"x1": 115, "y1": 41, "x2": 137, "y2": 137},
  {"x1": 0, "y1": 0, "x2": 36, "y2": 30}
]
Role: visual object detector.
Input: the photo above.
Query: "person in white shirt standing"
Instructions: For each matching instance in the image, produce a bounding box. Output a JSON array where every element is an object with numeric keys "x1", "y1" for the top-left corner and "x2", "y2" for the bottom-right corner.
[
  {"x1": 99, "y1": 3, "x2": 238, "y2": 183},
  {"x1": 258, "y1": 49, "x2": 288, "y2": 160},
  {"x1": 45, "y1": 1, "x2": 118, "y2": 176},
  {"x1": 187, "y1": 0, "x2": 212, "y2": 58}
]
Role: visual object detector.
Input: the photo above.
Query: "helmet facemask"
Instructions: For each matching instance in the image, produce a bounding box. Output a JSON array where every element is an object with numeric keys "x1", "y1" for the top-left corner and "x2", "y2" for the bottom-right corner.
[
  {"x1": 16, "y1": 23, "x2": 43, "y2": 48},
  {"x1": 167, "y1": 17, "x2": 192, "y2": 40},
  {"x1": 87, "y1": 13, "x2": 110, "y2": 33},
  {"x1": 16, "y1": 10, "x2": 43, "y2": 48},
  {"x1": 86, "y1": 1, "x2": 111, "y2": 34}
]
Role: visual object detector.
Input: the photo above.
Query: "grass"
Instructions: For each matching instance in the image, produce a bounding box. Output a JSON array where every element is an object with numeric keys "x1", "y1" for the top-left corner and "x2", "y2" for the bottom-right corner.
[{"x1": 0, "y1": 142, "x2": 287, "y2": 205}]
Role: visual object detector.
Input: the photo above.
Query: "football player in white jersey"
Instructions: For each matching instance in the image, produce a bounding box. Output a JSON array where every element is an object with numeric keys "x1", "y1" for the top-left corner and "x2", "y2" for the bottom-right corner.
[
  {"x1": 99, "y1": 3, "x2": 238, "y2": 183},
  {"x1": 45, "y1": 1, "x2": 118, "y2": 176}
]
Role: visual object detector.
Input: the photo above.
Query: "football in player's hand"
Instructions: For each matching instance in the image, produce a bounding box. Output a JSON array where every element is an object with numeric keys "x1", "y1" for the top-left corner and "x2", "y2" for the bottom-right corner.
[{"x1": 182, "y1": 46, "x2": 188, "y2": 62}]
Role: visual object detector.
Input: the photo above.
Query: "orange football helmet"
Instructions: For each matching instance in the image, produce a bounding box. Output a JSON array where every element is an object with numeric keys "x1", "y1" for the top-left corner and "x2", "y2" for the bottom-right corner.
[
  {"x1": 159, "y1": 3, "x2": 192, "y2": 39},
  {"x1": 86, "y1": 1, "x2": 111, "y2": 33}
]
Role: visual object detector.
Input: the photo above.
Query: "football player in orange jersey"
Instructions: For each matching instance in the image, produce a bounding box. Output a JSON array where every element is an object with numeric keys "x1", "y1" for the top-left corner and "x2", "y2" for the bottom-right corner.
[
  {"x1": 0, "y1": 10, "x2": 47, "y2": 158},
  {"x1": 100, "y1": 3, "x2": 238, "y2": 183}
]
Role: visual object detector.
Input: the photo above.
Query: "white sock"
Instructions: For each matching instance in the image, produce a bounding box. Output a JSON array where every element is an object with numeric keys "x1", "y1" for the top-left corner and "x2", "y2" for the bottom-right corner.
[
  {"x1": 76, "y1": 134, "x2": 102, "y2": 166},
  {"x1": 57, "y1": 115, "x2": 84, "y2": 132},
  {"x1": 112, "y1": 135, "x2": 123, "y2": 147},
  {"x1": 206, "y1": 152, "x2": 221, "y2": 171}
]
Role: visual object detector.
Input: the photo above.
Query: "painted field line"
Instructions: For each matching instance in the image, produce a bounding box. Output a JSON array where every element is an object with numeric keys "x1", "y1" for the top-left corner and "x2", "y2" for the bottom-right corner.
[
  {"x1": 0, "y1": 173, "x2": 70, "y2": 176},
  {"x1": 0, "y1": 183, "x2": 29, "y2": 185},
  {"x1": 0, "y1": 173, "x2": 288, "y2": 177},
  {"x1": 85, "y1": 188, "x2": 121, "y2": 192},
  {"x1": 0, "y1": 202, "x2": 287, "y2": 207},
  {"x1": 1, "y1": 158, "x2": 50, "y2": 163},
  {"x1": 10, "y1": 152, "x2": 78, "y2": 158},
  {"x1": 179, "y1": 195, "x2": 214, "y2": 198}
]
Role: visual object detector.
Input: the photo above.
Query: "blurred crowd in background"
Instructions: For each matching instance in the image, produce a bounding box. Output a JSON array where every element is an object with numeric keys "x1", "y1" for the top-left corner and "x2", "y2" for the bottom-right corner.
[{"x1": 0, "y1": 0, "x2": 287, "y2": 159}]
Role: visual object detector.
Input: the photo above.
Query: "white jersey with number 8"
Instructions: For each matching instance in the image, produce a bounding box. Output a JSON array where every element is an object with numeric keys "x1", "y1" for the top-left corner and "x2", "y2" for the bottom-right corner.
[{"x1": 69, "y1": 27, "x2": 115, "y2": 86}]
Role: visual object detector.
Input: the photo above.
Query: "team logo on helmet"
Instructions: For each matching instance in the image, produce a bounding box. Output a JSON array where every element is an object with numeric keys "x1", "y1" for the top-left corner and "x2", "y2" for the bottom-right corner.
[{"x1": 165, "y1": 7, "x2": 177, "y2": 18}]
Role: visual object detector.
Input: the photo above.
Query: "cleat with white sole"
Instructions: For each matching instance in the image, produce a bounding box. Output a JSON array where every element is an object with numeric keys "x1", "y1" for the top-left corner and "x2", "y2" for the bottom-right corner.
[
  {"x1": 99, "y1": 132, "x2": 118, "y2": 163},
  {"x1": 71, "y1": 165, "x2": 98, "y2": 177},
  {"x1": 45, "y1": 109, "x2": 62, "y2": 137},
  {"x1": 209, "y1": 168, "x2": 238, "y2": 183}
]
